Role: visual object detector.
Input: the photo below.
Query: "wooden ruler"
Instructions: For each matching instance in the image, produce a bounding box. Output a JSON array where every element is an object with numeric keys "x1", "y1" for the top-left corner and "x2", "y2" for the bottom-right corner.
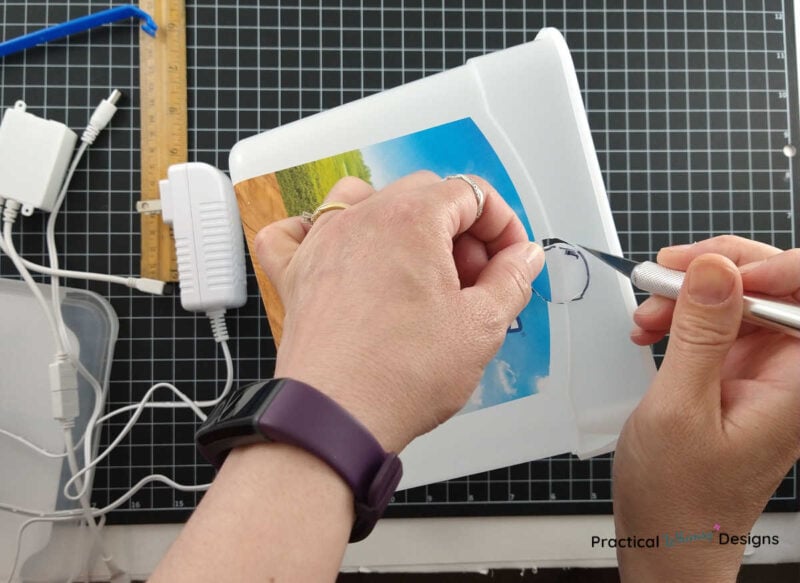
[{"x1": 138, "y1": 0, "x2": 187, "y2": 281}]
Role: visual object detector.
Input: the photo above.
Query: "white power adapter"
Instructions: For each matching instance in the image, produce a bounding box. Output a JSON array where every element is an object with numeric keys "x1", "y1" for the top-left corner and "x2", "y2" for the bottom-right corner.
[
  {"x1": 0, "y1": 101, "x2": 78, "y2": 215},
  {"x1": 157, "y1": 162, "x2": 247, "y2": 317}
]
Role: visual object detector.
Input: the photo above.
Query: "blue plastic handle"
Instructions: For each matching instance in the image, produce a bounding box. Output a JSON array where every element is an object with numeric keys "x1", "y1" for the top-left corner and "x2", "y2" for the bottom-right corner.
[{"x1": 0, "y1": 5, "x2": 157, "y2": 59}]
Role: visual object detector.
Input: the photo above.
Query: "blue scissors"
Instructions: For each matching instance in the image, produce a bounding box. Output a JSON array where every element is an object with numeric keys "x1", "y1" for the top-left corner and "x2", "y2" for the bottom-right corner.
[{"x1": 0, "y1": 5, "x2": 157, "y2": 59}]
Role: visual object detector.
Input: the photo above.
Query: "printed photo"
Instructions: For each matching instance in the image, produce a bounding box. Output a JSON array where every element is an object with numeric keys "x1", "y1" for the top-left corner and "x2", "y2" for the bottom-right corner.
[{"x1": 265, "y1": 118, "x2": 553, "y2": 413}]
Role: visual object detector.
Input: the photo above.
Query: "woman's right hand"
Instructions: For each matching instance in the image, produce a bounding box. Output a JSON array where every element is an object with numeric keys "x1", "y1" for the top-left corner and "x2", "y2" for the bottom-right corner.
[
  {"x1": 631, "y1": 235, "x2": 800, "y2": 344},
  {"x1": 614, "y1": 236, "x2": 800, "y2": 582}
]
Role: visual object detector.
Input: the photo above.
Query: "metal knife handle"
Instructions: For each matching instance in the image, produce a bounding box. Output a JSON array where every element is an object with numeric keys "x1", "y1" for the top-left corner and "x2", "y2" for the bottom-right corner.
[
  {"x1": 742, "y1": 294, "x2": 800, "y2": 339},
  {"x1": 630, "y1": 261, "x2": 684, "y2": 300},
  {"x1": 631, "y1": 261, "x2": 800, "y2": 340}
]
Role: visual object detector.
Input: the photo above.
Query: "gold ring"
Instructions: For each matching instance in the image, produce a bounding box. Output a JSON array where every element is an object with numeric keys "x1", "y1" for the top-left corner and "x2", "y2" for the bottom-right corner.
[
  {"x1": 444, "y1": 174, "x2": 485, "y2": 219},
  {"x1": 301, "y1": 201, "x2": 351, "y2": 225}
]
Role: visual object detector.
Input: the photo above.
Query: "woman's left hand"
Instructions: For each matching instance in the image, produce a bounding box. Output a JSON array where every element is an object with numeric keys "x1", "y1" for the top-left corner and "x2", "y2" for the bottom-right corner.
[{"x1": 254, "y1": 171, "x2": 544, "y2": 452}]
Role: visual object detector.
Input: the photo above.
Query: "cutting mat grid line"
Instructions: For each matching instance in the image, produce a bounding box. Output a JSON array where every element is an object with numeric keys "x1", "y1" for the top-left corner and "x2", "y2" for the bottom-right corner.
[{"x1": 0, "y1": 0, "x2": 797, "y2": 523}]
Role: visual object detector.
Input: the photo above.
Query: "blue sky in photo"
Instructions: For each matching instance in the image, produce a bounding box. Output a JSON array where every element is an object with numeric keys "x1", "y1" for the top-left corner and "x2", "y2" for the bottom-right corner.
[{"x1": 361, "y1": 118, "x2": 551, "y2": 411}]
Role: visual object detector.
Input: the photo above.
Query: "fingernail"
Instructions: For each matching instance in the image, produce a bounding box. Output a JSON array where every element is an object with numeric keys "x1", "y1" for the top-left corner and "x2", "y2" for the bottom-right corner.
[
  {"x1": 659, "y1": 243, "x2": 693, "y2": 255},
  {"x1": 522, "y1": 242, "x2": 543, "y2": 266},
  {"x1": 687, "y1": 260, "x2": 736, "y2": 305},
  {"x1": 739, "y1": 259, "x2": 766, "y2": 274}
]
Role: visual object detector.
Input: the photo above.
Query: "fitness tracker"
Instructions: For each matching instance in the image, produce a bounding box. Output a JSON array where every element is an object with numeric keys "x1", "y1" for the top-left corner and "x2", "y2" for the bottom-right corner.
[{"x1": 195, "y1": 378, "x2": 403, "y2": 542}]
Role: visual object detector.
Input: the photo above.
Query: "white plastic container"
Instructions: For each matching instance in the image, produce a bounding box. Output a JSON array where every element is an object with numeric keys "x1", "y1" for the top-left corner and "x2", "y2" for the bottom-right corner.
[
  {"x1": 0, "y1": 279, "x2": 118, "y2": 582},
  {"x1": 230, "y1": 29, "x2": 655, "y2": 489}
]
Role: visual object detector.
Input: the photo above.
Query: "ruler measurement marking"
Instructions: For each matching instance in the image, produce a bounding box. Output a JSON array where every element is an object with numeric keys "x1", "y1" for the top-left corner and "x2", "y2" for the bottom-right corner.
[{"x1": 139, "y1": 0, "x2": 187, "y2": 282}]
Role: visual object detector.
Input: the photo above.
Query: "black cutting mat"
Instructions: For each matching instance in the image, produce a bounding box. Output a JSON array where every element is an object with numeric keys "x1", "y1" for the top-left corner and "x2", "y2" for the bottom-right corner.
[{"x1": 0, "y1": 0, "x2": 797, "y2": 524}]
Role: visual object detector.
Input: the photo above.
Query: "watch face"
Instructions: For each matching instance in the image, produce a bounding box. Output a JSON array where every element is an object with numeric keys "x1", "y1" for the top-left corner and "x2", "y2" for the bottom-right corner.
[
  {"x1": 196, "y1": 379, "x2": 284, "y2": 466},
  {"x1": 213, "y1": 380, "x2": 277, "y2": 423}
]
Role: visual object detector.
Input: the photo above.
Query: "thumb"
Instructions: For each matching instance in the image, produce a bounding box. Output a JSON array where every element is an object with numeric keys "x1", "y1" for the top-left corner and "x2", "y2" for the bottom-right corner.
[
  {"x1": 253, "y1": 217, "x2": 306, "y2": 297},
  {"x1": 656, "y1": 253, "x2": 743, "y2": 406},
  {"x1": 463, "y1": 241, "x2": 544, "y2": 329}
]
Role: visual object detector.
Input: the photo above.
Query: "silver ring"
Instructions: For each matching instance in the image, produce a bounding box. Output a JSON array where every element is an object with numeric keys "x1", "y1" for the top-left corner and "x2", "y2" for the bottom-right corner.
[{"x1": 445, "y1": 174, "x2": 485, "y2": 219}]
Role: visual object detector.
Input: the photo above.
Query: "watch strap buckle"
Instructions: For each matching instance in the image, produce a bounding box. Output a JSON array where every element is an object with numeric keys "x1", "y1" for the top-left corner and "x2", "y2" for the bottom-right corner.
[{"x1": 350, "y1": 453, "x2": 403, "y2": 542}]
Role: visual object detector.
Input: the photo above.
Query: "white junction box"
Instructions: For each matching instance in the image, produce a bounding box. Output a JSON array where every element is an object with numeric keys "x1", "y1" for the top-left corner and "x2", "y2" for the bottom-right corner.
[{"x1": 0, "y1": 101, "x2": 77, "y2": 215}]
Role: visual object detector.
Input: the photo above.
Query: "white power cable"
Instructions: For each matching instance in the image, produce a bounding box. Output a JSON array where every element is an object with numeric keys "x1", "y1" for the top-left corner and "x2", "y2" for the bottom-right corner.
[
  {"x1": 64, "y1": 337, "x2": 232, "y2": 501},
  {"x1": 1, "y1": 311, "x2": 234, "y2": 581},
  {"x1": 1, "y1": 206, "x2": 124, "y2": 581},
  {"x1": 3, "y1": 258, "x2": 165, "y2": 294},
  {"x1": 0, "y1": 322, "x2": 234, "y2": 501},
  {"x1": 2, "y1": 201, "x2": 66, "y2": 357},
  {"x1": 63, "y1": 426, "x2": 125, "y2": 580},
  {"x1": 2, "y1": 149, "x2": 107, "y2": 489},
  {"x1": 2, "y1": 473, "x2": 211, "y2": 521},
  {"x1": 0, "y1": 321, "x2": 233, "y2": 581},
  {"x1": 1, "y1": 106, "x2": 247, "y2": 581},
  {"x1": 0, "y1": 427, "x2": 73, "y2": 459},
  {"x1": 96, "y1": 340, "x2": 234, "y2": 426},
  {"x1": 5, "y1": 514, "x2": 108, "y2": 583},
  {"x1": 0, "y1": 93, "x2": 130, "y2": 583},
  {"x1": 0, "y1": 93, "x2": 165, "y2": 296}
]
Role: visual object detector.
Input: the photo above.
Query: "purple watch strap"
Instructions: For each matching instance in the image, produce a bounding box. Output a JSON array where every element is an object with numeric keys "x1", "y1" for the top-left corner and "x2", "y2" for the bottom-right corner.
[{"x1": 258, "y1": 379, "x2": 385, "y2": 502}]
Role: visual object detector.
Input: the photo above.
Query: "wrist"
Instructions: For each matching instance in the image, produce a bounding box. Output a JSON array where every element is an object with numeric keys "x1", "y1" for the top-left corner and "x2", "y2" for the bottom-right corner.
[
  {"x1": 196, "y1": 378, "x2": 404, "y2": 542},
  {"x1": 223, "y1": 441, "x2": 354, "y2": 508},
  {"x1": 618, "y1": 546, "x2": 742, "y2": 583},
  {"x1": 614, "y1": 514, "x2": 744, "y2": 582},
  {"x1": 151, "y1": 441, "x2": 353, "y2": 582},
  {"x1": 274, "y1": 363, "x2": 410, "y2": 453}
]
